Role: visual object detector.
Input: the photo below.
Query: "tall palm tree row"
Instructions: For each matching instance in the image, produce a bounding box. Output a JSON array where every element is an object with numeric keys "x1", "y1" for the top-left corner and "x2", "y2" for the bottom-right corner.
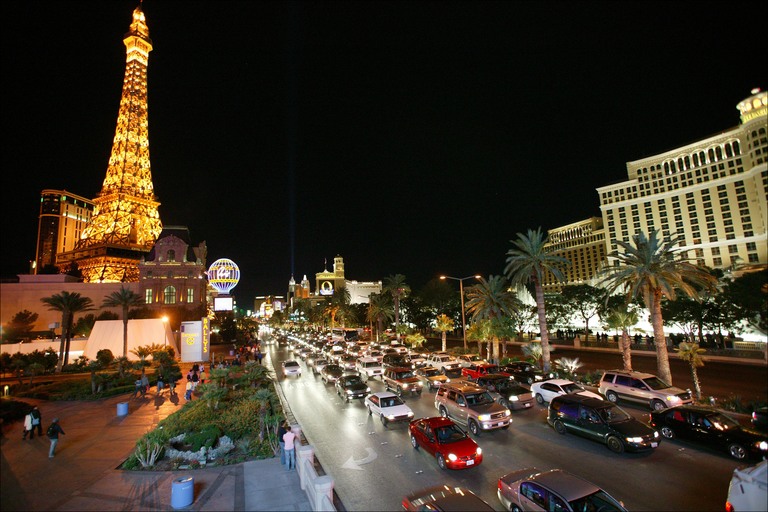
[
  {"x1": 464, "y1": 275, "x2": 517, "y2": 362},
  {"x1": 505, "y1": 228, "x2": 569, "y2": 371},
  {"x1": 603, "y1": 307, "x2": 639, "y2": 372},
  {"x1": 383, "y1": 274, "x2": 410, "y2": 341},
  {"x1": 600, "y1": 230, "x2": 717, "y2": 385},
  {"x1": 101, "y1": 286, "x2": 145, "y2": 358},
  {"x1": 40, "y1": 291, "x2": 95, "y2": 372}
]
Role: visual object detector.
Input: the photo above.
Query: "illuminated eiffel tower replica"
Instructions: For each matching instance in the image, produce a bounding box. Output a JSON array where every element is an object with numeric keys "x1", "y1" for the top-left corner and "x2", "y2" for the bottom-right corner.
[{"x1": 58, "y1": 3, "x2": 162, "y2": 283}]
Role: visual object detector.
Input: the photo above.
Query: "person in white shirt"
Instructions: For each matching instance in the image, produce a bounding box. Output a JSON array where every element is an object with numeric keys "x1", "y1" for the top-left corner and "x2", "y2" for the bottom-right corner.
[{"x1": 282, "y1": 425, "x2": 297, "y2": 470}]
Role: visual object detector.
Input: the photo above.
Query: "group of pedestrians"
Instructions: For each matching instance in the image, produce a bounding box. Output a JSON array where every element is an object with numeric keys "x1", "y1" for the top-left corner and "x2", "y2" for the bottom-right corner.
[
  {"x1": 22, "y1": 406, "x2": 65, "y2": 458},
  {"x1": 184, "y1": 363, "x2": 207, "y2": 400}
]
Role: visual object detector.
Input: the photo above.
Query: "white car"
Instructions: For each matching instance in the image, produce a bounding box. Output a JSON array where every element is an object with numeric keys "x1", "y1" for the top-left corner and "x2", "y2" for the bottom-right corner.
[
  {"x1": 282, "y1": 360, "x2": 301, "y2": 377},
  {"x1": 726, "y1": 460, "x2": 767, "y2": 512},
  {"x1": 364, "y1": 391, "x2": 414, "y2": 427},
  {"x1": 530, "y1": 379, "x2": 602, "y2": 404},
  {"x1": 457, "y1": 354, "x2": 488, "y2": 368},
  {"x1": 312, "y1": 358, "x2": 330, "y2": 375},
  {"x1": 357, "y1": 357, "x2": 384, "y2": 380}
]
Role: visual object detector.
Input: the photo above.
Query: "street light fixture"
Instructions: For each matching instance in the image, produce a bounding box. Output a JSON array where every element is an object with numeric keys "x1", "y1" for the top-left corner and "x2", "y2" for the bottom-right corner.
[{"x1": 440, "y1": 274, "x2": 481, "y2": 351}]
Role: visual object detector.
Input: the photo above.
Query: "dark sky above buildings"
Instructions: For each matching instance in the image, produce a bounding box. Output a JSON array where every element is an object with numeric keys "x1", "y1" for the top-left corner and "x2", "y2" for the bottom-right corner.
[{"x1": 2, "y1": 1, "x2": 766, "y2": 304}]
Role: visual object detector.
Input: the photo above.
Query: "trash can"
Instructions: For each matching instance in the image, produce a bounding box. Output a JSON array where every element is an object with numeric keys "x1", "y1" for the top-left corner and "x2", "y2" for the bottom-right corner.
[
  {"x1": 117, "y1": 402, "x2": 129, "y2": 416},
  {"x1": 171, "y1": 476, "x2": 194, "y2": 509},
  {"x1": 229, "y1": 350, "x2": 235, "y2": 356}
]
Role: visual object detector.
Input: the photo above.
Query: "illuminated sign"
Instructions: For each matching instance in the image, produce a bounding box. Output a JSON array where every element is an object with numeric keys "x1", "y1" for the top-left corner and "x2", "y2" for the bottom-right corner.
[
  {"x1": 214, "y1": 296, "x2": 234, "y2": 311},
  {"x1": 207, "y1": 258, "x2": 240, "y2": 294},
  {"x1": 180, "y1": 319, "x2": 210, "y2": 363}
]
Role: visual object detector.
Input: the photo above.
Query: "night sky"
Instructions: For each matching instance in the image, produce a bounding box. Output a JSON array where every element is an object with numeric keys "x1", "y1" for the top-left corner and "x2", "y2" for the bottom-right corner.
[{"x1": 2, "y1": 1, "x2": 765, "y2": 303}]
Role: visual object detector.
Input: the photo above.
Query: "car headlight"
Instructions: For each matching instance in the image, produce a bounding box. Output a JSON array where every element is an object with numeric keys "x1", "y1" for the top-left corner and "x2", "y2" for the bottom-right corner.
[
  {"x1": 757, "y1": 441, "x2": 768, "y2": 451},
  {"x1": 666, "y1": 395, "x2": 681, "y2": 403},
  {"x1": 476, "y1": 448, "x2": 482, "y2": 455},
  {"x1": 505, "y1": 409, "x2": 511, "y2": 416},
  {"x1": 478, "y1": 414, "x2": 491, "y2": 421},
  {"x1": 535, "y1": 375, "x2": 543, "y2": 381},
  {"x1": 366, "y1": 387, "x2": 371, "y2": 392},
  {"x1": 416, "y1": 382, "x2": 422, "y2": 387},
  {"x1": 445, "y1": 378, "x2": 451, "y2": 383},
  {"x1": 403, "y1": 383, "x2": 409, "y2": 389},
  {"x1": 386, "y1": 414, "x2": 396, "y2": 420},
  {"x1": 509, "y1": 395, "x2": 519, "y2": 401},
  {"x1": 346, "y1": 389, "x2": 353, "y2": 394},
  {"x1": 654, "y1": 431, "x2": 660, "y2": 438},
  {"x1": 447, "y1": 453, "x2": 458, "y2": 461},
  {"x1": 407, "y1": 411, "x2": 414, "y2": 417},
  {"x1": 626, "y1": 436, "x2": 643, "y2": 443}
]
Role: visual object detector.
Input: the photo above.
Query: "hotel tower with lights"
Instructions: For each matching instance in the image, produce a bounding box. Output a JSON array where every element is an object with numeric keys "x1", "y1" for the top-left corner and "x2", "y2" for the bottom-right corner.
[
  {"x1": 57, "y1": 4, "x2": 162, "y2": 282},
  {"x1": 597, "y1": 89, "x2": 767, "y2": 271}
]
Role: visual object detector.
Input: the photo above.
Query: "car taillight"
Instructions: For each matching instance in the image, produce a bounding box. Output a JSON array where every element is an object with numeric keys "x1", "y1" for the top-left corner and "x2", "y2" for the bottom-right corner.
[{"x1": 725, "y1": 501, "x2": 734, "y2": 512}]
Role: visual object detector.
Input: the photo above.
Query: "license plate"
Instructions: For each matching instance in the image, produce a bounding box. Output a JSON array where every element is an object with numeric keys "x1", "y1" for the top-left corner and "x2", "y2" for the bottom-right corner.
[
  {"x1": 466, "y1": 460, "x2": 474, "y2": 466},
  {"x1": 525, "y1": 403, "x2": 531, "y2": 407},
  {"x1": 651, "y1": 442, "x2": 658, "y2": 448}
]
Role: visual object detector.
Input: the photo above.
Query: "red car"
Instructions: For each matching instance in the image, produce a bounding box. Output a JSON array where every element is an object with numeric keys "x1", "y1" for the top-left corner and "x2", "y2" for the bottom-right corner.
[
  {"x1": 461, "y1": 363, "x2": 509, "y2": 381},
  {"x1": 409, "y1": 416, "x2": 482, "y2": 470}
]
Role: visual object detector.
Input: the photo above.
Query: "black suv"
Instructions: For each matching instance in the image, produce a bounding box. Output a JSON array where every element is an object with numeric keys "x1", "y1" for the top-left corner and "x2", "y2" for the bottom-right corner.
[
  {"x1": 382, "y1": 353, "x2": 414, "y2": 369},
  {"x1": 499, "y1": 361, "x2": 555, "y2": 385},
  {"x1": 548, "y1": 394, "x2": 660, "y2": 453}
]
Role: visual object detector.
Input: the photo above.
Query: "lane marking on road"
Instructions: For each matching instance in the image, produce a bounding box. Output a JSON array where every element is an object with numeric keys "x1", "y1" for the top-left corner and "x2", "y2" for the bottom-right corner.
[{"x1": 341, "y1": 447, "x2": 378, "y2": 470}]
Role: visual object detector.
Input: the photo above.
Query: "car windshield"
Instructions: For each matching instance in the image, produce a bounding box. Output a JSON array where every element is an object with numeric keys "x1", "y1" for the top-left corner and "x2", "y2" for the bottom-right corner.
[
  {"x1": 702, "y1": 412, "x2": 741, "y2": 430},
  {"x1": 466, "y1": 392, "x2": 494, "y2": 405},
  {"x1": 381, "y1": 396, "x2": 405, "y2": 408},
  {"x1": 284, "y1": 362, "x2": 299, "y2": 368},
  {"x1": 598, "y1": 406, "x2": 632, "y2": 424},
  {"x1": 326, "y1": 365, "x2": 342, "y2": 373},
  {"x1": 345, "y1": 376, "x2": 363, "y2": 386},
  {"x1": 563, "y1": 383, "x2": 585, "y2": 394},
  {"x1": 423, "y1": 369, "x2": 439, "y2": 377},
  {"x1": 569, "y1": 490, "x2": 625, "y2": 512},
  {"x1": 397, "y1": 371, "x2": 415, "y2": 379},
  {"x1": 643, "y1": 376, "x2": 673, "y2": 390},
  {"x1": 434, "y1": 424, "x2": 467, "y2": 443}
]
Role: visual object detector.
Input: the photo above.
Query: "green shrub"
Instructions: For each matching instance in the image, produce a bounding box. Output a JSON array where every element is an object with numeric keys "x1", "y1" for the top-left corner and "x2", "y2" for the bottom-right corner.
[
  {"x1": 218, "y1": 397, "x2": 261, "y2": 440},
  {"x1": 0, "y1": 398, "x2": 34, "y2": 423},
  {"x1": 121, "y1": 453, "x2": 142, "y2": 470},
  {"x1": 184, "y1": 424, "x2": 222, "y2": 451}
]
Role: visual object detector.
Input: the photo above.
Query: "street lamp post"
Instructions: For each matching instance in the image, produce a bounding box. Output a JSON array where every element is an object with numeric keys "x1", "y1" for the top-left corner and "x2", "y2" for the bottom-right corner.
[{"x1": 440, "y1": 275, "x2": 481, "y2": 351}]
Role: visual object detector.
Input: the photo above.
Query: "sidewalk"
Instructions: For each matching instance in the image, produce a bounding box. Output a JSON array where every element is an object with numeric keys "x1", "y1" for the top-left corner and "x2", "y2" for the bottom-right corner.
[{"x1": 0, "y1": 389, "x2": 311, "y2": 511}]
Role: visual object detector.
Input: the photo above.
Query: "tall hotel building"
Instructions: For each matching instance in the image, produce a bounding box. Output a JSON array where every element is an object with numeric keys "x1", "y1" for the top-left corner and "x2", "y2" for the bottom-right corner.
[
  {"x1": 542, "y1": 217, "x2": 606, "y2": 293},
  {"x1": 34, "y1": 190, "x2": 94, "y2": 273},
  {"x1": 597, "y1": 89, "x2": 767, "y2": 270}
]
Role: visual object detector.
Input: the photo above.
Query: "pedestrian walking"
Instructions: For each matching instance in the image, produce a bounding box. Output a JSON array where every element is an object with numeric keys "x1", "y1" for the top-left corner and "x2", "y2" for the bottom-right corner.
[
  {"x1": 46, "y1": 418, "x2": 65, "y2": 458},
  {"x1": 257, "y1": 350, "x2": 264, "y2": 365},
  {"x1": 199, "y1": 367, "x2": 206, "y2": 385},
  {"x1": 140, "y1": 373, "x2": 150, "y2": 396},
  {"x1": 185, "y1": 380, "x2": 193, "y2": 401},
  {"x1": 277, "y1": 421, "x2": 288, "y2": 466},
  {"x1": 133, "y1": 378, "x2": 143, "y2": 399},
  {"x1": 169, "y1": 376, "x2": 177, "y2": 395},
  {"x1": 22, "y1": 411, "x2": 34, "y2": 440},
  {"x1": 30, "y1": 405, "x2": 42, "y2": 437},
  {"x1": 283, "y1": 425, "x2": 297, "y2": 470},
  {"x1": 156, "y1": 373, "x2": 165, "y2": 395}
]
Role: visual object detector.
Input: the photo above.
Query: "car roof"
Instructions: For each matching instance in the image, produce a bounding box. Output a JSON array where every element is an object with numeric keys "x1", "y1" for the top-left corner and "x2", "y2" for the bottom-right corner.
[
  {"x1": 539, "y1": 379, "x2": 575, "y2": 385},
  {"x1": 389, "y1": 367, "x2": 414, "y2": 372},
  {"x1": 418, "y1": 416, "x2": 456, "y2": 428},
  {"x1": 404, "y1": 486, "x2": 494, "y2": 512},
  {"x1": 551, "y1": 395, "x2": 608, "y2": 407},
  {"x1": 527, "y1": 469, "x2": 602, "y2": 501},
  {"x1": 370, "y1": 391, "x2": 397, "y2": 399},
  {"x1": 480, "y1": 374, "x2": 509, "y2": 381},
  {"x1": 443, "y1": 382, "x2": 485, "y2": 393},
  {"x1": 605, "y1": 369, "x2": 655, "y2": 379}
]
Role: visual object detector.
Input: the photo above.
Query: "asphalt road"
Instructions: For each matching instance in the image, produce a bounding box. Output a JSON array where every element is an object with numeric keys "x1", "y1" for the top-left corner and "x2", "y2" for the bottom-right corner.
[{"x1": 270, "y1": 341, "x2": 763, "y2": 511}]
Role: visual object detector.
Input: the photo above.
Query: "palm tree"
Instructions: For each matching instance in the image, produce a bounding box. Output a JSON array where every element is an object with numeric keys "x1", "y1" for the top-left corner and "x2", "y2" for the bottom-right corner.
[
  {"x1": 603, "y1": 307, "x2": 639, "y2": 371},
  {"x1": 675, "y1": 341, "x2": 706, "y2": 401},
  {"x1": 600, "y1": 230, "x2": 717, "y2": 385},
  {"x1": 383, "y1": 274, "x2": 410, "y2": 341},
  {"x1": 434, "y1": 314, "x2": 454, "y2": 352},
  {"x1": 366, "y1": 293, "x2": 394, "y2": 341},
  {"x1": 504, "y1": 229, "x2": 569, "y2": 371},
  {"x1": 130, "y1": 345, "x2": 154, "y2": 379},
  {"x1": 465, "y1": 275, "x2": 517, "y2": 362},
  {"x1": 466, "y1": 319, "x2": 492, "y2": 359},
  {"x1": 40, "y1": 291, "x2": 95, "y2": 372},
  {"x1": 101, "y1": 286, "x2": 145, "y2": 358}
]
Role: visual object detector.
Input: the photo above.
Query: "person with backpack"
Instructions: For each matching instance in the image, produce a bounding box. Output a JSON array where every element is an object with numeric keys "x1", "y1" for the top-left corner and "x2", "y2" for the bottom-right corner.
[{"x1": 46, "y1": 418, "x2": 65, "y2": 458}]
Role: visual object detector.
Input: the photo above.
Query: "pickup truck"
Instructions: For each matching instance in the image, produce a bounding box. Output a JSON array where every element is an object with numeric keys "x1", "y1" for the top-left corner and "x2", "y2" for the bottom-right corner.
[
  {"x1": 382, "y1": 367, "x2": 423, "y2": 397},
  {"x1": 462, "y1": 363, "x2": 510, "y2": 382},
  {"x1": 426, "y1": 353, "x2": 462, "y2": 375},
  {"x1": 356, "y1": 357, "x2": 384, "y2": 380}
]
